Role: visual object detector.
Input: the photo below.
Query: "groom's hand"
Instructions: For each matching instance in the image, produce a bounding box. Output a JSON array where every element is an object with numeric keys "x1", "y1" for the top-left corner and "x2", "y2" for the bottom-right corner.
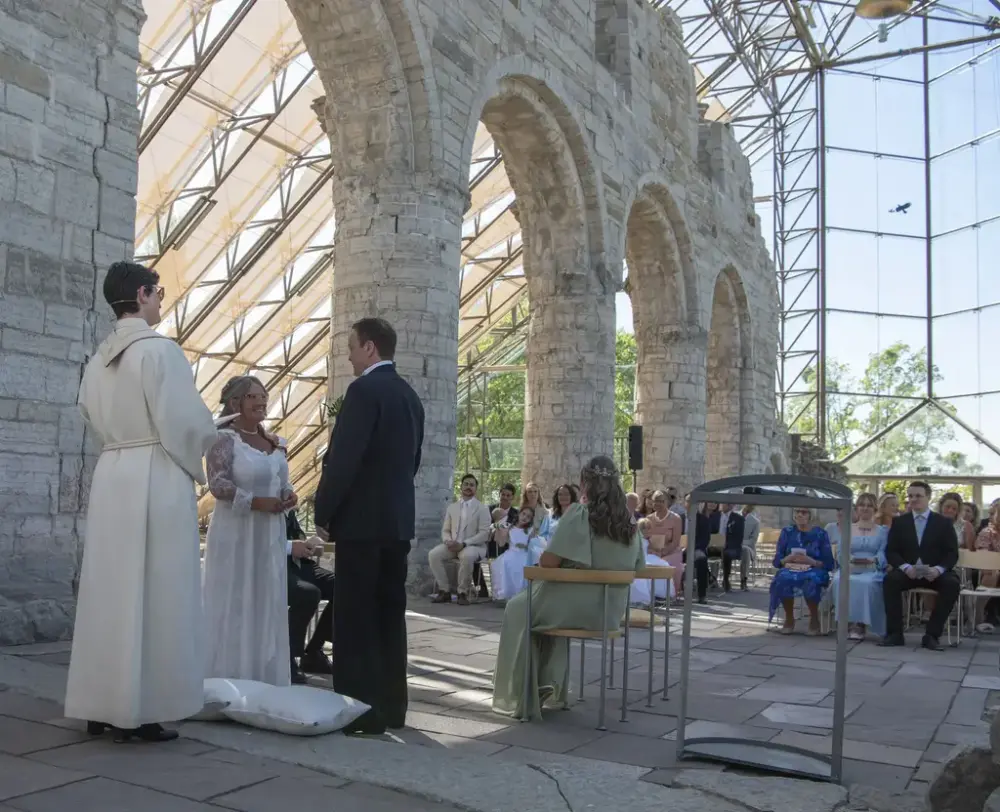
[{"x1": 290, "y1": 541, "x2": 312, "y2": 560}]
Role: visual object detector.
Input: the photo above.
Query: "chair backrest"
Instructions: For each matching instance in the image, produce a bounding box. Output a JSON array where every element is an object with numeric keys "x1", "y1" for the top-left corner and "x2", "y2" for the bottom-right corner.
[
  {"x1": 523, "y1": 566, "x2": 635, "y2": 585},
  {"x1": 635, "y1": 565, "x2": 676, "y2": 580},
  {"x1": 958, "y1": 549, "x2": 1000, "y2": 572},
  {"x1": 679, "y1": 534, "x2": 688, "y2": 549},
  {"x1": 708, "y1": 533, "x2": 725, "y2": 550},
  {"x1": 759, "y1": 528, "x2": 782, "y2": 545}
]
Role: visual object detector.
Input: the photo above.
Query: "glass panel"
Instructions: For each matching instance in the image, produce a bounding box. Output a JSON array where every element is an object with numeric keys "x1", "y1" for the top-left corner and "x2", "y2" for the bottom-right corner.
[
  {"x1": 825, "y1": 231, "x2": 926, "y2": 317},
  {"x1": 931, "y1": 312, "x2": 981, "y2": 398},
  {"x1": 930, "y1": 61, "x2": 976, "y2": 156},
  {"x1": 825, "y1": 72, "x2": 925, "y2": 158},
  {"x1": 934, "y1": 394, "x2": 1000, "y2": 476},
  {"x1": 931, "y1": 146, "x2": 976, "y2": 236},
  {"x1": 825, "y1": 151, "x2": 926, "y2": 237},
  {"x1": 825, "y1": 311, "x2": 930, "y2": 399},
  {"x1": 845, "y1": 404, "x2": 959, "y2": 477},
  {"x1": 931, "y1": 216, "x2": 1000, "y2": 316}
]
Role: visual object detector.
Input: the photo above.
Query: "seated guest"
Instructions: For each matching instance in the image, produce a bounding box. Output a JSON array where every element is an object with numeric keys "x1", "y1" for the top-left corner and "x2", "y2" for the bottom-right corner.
[
  {"x1": 491, "y1": 455, "x2": 643, "y2": 720},
  {"x1": 490, "y1": 506, "x2": 536, "y2": 601},
  {"x1": 720, "y1": 503, "x2": 745, "y2": 593},
  {"x1": 646, "y1": 491, "x2": 684, "y2": 599},
  {"x1": 490, "y1": 483, "x2": 519, "y2": 526},
  {"x1": 521, "y1": 482, "x2": 550, "y2": 534},
  {"x1": 740, "y1": 505, "x2": 760, "y2": 591},
  {"x1": 961, "y1": 501, "x2": 980, "y2": 533},
  {"x1": 939, "y1": 492, "x2": 976, "y2": 551},
  {"x1": 533, "y1": 485, "x2": 578, "y2": 564},
  {"x1": 429, "y1": 473, "x2": 492, "y2": 605},
  {"x1": 684, "y1": 502, "x2": 714, "y2": 604},
  {"x1": 770, "y1": 508, "x2": 835, "y2": 635},
  {"x1": 667, "y1": 487, "x2": 686, "y2": 533},
  {"x1": 626, "y1": 492, "x2": 640, "y2": 521},
  {"x1": 831, "y1": 493, "x2": 887, "y2": 641},
  {"x1": 631, "y1": 518, "x2": 671, "y2": 605},
  {"x1": 880, "y1": 481, "x2": 960, "y2": 651},
  {"x1": 974, "y1": 501, "x2": 1000, "y2": 629},
  {"x1": 876, "y1": 492, "x2": 899, "y2": 527},
  {"x1": 638, "y1": 488, "x2": 654, "y2": 518},
  {"x1": 285, "y1": 510, "x2": 336, "y2": 683}
]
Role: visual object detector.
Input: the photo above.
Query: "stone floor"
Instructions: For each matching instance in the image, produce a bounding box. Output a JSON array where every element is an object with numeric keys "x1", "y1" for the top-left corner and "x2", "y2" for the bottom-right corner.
[
  {"x1": 382, "y1": 587, "x2": 997, "y2": 796},
  {"x1": 0, "y1": 582, "x2": 995, "y2": 811},
  {"x1": 0, "y1": 688, "x2": 461, "y2": 811}
]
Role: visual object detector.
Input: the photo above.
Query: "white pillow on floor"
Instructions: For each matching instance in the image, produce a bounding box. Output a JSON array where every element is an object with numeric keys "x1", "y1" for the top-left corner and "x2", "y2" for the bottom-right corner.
[
  {"x1": 189, "y1": 678, "x2": 270, "y2": 721},
  {"x1": 223, "y1": 684, "x2": 371, "y2": 735}
]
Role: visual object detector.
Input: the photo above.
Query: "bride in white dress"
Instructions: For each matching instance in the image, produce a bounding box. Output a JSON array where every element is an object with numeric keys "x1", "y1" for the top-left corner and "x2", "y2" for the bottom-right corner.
[
  {"x1": 203, "y1": 376, "x2": 297, "y2": 685},
  {"x1": 490, "y1": 507, "x2": 537, "y2": 601},
  {"x1": 630, "y1": 518, "x2": 674, "y2": 606}
]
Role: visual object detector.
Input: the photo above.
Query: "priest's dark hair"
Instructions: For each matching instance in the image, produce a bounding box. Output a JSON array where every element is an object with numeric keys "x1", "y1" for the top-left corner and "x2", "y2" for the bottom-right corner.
[
  {"x1": 103, "y1": 262, "x2": 159, "y2": 319},
  {"x1": 352, "y1": 317, "x2": 397, "y2": 360}
]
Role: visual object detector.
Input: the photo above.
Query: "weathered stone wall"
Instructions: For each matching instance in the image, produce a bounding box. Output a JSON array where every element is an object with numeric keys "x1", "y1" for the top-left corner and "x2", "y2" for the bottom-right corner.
[{"x1": 0, "y1": 0, "x2": 144, "y2": 642}]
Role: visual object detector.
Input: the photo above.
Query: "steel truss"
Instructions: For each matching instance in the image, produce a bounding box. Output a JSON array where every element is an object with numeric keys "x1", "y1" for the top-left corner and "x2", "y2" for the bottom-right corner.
[{"x1": 656, "y1": 0, "x2": 1000, "y2": 473}]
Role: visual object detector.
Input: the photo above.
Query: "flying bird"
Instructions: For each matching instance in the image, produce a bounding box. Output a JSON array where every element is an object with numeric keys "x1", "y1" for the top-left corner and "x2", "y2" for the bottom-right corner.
[{"x1": 889, "y1": 202, "x2": 911, "y2": 214}]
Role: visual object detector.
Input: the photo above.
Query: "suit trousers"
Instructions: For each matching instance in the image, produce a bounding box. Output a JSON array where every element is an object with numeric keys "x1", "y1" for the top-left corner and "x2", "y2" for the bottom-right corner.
[
  {"x1": 882, "y1": 568, "x2": 960, "y2": 639},
  {"x1": 428, "y1": 543, "x2": 481, "y2": 594},
  {"x1": 287, "y1": 558, "x2": 335, "y2": 658},
  {"x1": 332, "y1": 539, "x2": 409, "y2": 729}
]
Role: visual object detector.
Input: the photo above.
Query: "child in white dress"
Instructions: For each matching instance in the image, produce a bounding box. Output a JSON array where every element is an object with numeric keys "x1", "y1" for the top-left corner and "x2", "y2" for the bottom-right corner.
[{"x1": 490, "y1": 507, "x2": 536, "y2": 601}]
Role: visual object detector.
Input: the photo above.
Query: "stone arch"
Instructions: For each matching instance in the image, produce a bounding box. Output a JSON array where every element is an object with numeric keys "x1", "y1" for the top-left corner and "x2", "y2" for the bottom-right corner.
[
  {"x1": 625, "y1": 180, "x2": 704, "y2": 492},
  {"x1": 465, "y1": 67, "x2": 613, "y2": 492},
  {"x1": 284, "y1": 0, "x2": 441, "y2": 179},
  {"x1": 706, "y1": 266, "x2": 753, "y2": 481}
]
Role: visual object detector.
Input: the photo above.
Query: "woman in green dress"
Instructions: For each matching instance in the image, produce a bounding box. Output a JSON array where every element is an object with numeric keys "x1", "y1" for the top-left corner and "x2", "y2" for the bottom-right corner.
[{"x1": 491, "y1": 455, "x2": 644, "y2": 720}]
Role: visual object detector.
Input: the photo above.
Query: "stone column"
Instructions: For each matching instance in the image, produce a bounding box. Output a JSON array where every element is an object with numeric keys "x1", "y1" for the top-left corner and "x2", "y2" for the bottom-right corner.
[
  {"x1": 633, "y1": 326, "x2": 709, "y2": 496},
  {"x1": 522, "y1": 289, "x2": 617, "y2": 493},
  {"x1": 0, "y1": 0, "x2": 144, "y2": 644},
  {"x1": 706, "y1": 337, "x2": 745, "y2": 481},
  {"x1": 328, "y1": 168, "x2": 467, "y2": 591}
]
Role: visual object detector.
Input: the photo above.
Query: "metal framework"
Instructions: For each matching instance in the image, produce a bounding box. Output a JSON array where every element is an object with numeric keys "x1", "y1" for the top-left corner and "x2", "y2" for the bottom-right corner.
[
  {"x1": 657, "y1": 0, "x2": 1000, "y2": 476},
  {"x1": 139, "y1": 0, "x2": 1000, "y2": 510}
]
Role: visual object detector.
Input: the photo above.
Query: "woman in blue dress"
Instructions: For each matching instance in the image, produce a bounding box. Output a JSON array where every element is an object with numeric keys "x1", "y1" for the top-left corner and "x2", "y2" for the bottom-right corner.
[
  {"x1": 531, "y1": 484, "x2": 578, "y2": 565},
  {"x1": 831, "y1": 492, "x2": 887, "y2": 641},
  {"x1": 770, "y1": 507, "x2": 836, "y2": 635}
]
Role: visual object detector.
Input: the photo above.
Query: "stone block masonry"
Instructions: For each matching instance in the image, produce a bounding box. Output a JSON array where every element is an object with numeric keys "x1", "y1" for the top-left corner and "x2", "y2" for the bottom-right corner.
[{"x1": 0, "y1": 0, "x2": 144, "y2": 644}]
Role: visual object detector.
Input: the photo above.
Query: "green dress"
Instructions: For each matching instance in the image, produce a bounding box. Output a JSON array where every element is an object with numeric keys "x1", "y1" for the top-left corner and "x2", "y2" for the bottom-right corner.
[{"x1": 491, "y1": 503, "x2": 644, "y2": 719}]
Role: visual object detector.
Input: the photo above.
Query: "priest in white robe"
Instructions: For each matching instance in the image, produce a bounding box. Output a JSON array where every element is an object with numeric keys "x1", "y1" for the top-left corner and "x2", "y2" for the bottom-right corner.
[{"x1": 64, "y1": 261, "x2": 217, "y2": 743}]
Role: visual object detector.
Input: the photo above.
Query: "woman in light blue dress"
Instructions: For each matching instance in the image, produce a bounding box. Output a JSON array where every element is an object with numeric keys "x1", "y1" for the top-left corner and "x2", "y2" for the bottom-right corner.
[{"x1": 831, "y1": 492, "x2": 887, "y2": 641}]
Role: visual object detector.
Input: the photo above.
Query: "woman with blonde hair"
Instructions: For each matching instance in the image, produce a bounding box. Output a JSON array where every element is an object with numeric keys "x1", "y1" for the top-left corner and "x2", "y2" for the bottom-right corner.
[
  {"x1": 876, "y1": 493, "x2": 899, "y2": 527},
  {"x1": 203, "y1": 376, "x2": 297, "y2": 685},
  {"x1": 831, "y1": 493, "x2": 887, "y2": 641}
]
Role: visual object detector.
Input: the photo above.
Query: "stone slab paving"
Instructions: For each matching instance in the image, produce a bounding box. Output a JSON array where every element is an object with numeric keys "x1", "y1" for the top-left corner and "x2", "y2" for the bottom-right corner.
[{"x1": 0, "y1": 583, "x2": 996, "y2": 810}]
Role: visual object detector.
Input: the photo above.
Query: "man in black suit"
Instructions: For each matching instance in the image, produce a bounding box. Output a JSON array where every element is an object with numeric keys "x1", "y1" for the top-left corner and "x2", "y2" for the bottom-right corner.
[
  {"x1": 285, "y1": 510, "x2": 336, "y2": 684},
  {"x1": 880, "y1": 481, "x2": 960, "y2": 651},
  {"x1": 720, "y1": 504, "x2": 745, "y2": 593},
  {"x1": 313, "y1": 318, "x2": 425, "y2": 734}
]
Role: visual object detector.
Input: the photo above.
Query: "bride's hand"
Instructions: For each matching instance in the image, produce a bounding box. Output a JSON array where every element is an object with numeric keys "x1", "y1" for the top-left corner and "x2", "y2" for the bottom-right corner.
[{"x1": 282, "y1": 491, "x2": 298, "y2": 510}]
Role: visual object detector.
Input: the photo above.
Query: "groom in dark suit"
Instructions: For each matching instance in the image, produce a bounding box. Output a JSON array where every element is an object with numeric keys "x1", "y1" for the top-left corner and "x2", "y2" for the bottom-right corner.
[
  {"x1": 880, "y1": 481, "x2": 960, "y2": 651},
  {"x1": 313, "y1": 317, "x2": 425, "y2": 734}
]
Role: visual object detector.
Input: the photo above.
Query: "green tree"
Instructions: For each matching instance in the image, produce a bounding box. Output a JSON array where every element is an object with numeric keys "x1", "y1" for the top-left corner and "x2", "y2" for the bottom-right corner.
[
  {"x1": 800, "y1": 342, "x2": 982, "y2": 478},
  {"x1": 455, "y1": 329, "x2": 639, "y2": 499}
]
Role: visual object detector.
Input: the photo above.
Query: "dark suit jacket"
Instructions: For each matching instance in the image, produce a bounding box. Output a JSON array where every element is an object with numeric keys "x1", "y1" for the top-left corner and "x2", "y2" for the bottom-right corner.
[
  {"x1": 885, "y1": 511, "x2": 959, "y2": 572},
  {"x1": 313, "y1": 364, "x2": 425, "y2": 543},
  {"x1": 286, "y1": 510, "x2": 305, "y2": 541},
  {"x1": 724, "y1": 511, "x2": 745, "y2": 554}
]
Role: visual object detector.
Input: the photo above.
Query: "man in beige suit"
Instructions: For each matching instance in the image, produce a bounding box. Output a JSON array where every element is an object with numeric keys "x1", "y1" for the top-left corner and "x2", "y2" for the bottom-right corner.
[{"x1": 429, "y1": 474, "x2": 492, "y2": 605}]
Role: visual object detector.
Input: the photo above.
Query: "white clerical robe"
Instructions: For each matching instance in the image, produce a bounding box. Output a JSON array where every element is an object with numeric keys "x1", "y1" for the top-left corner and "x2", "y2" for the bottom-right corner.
[{"x1": 64, "y1": 318, "x2": 217, "y2": 729}]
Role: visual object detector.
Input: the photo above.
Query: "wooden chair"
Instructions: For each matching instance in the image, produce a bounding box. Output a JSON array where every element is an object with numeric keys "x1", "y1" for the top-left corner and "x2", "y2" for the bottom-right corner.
[
  {"x1": 755, "y1": 528, "x2": 782, "y2": 578},
  {"x1": 956, "y1": 549, "x2": 1000, "y2": 642},
  {"x1": 522, "y1": 566, "x2": 635, "y2": 730}
]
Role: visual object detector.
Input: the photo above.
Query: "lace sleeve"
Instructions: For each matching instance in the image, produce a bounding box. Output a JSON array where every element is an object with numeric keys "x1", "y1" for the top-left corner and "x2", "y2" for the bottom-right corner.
[
  {"x1": 276, "y1": 436, "x2": 293, "y2": 501},
  {"x1": 206, "y1": 432, "x2": 253, "y2": 513}
]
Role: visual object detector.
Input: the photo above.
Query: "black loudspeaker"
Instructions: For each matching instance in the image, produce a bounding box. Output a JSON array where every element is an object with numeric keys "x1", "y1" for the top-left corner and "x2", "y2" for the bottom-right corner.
[{"x1": 628, "y1": 425, "x2": 643, "y2": 472}]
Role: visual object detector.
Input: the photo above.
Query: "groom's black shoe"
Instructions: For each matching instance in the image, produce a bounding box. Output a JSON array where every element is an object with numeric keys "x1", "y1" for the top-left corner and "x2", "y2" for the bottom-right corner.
[
  {"x1": 113, "y1": 723, "x2": 178, "y2": 743},
  {"x1": 878, "y1": 634, "x2": 905, "y2": 647},
  {"x1": 299, "y1": 650, "x2": 333, "y2": 675},
  {"x1": 290, "y1": 662, "x2": 308, "y2": 684},
  {"x1": 922, "y1": 634, "x2": 945, "y2": 651}
]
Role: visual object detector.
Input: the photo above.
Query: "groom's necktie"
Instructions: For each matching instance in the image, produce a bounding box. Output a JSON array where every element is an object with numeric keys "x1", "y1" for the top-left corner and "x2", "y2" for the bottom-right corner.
[{"x1": 915, "y1": 513, "x2": 927, "y2": 544}]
